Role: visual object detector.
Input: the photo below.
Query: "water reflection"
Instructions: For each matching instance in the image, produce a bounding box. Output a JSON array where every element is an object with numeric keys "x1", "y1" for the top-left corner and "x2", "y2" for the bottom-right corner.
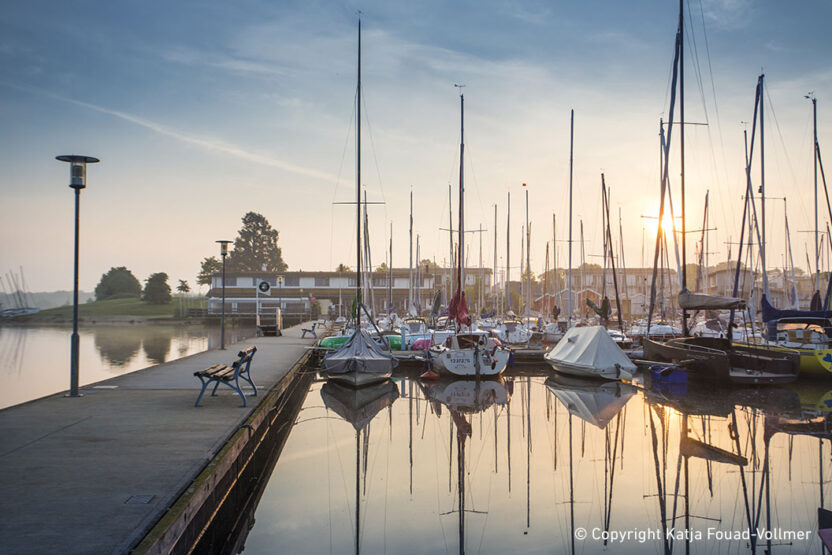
[
  {"x1": 242, "y1": 369, "x2": 832, "y2": 554},
  {"x1": 142, "y1": 330, "x2": 172, "y2": 365},
  {"x1": 93, "y1": 327, "x2": 142, "y2": 366},
  {"x1": 0, "y1": 324, "x2": 255, "y2": 409}
]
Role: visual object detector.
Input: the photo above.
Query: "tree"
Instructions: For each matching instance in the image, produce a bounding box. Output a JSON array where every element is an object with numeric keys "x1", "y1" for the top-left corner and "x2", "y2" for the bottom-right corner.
[
  {"x1": 143, "y1": 273, "x2": 172, "y2": 304},
  {"x1": 177, "y1": 280, "x2": 191, "y2": 294},
  {"x1": 336, "y1": 263, "x2": 351, "y2": 273},
  {"x1": 197, "y1": 257, "x2": 222, "y2": 287},
  {"x1": 95, "y1": 267, "x2": 142, "y2": 301},
  {"x1": 374, "y1": 262, "x2": 389, "y2": 273},
  {"x1": 226, "y1": 212, "x2": 288, "y2": 272},
  {"x1": 176, "y1": 280, "x2": 191, "y2": 318}
]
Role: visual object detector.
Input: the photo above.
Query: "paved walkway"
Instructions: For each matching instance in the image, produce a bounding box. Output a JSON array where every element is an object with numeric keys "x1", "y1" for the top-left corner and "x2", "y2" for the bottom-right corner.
[{"x1": 0, "y1": 322, "x2": 320, "y2": 555}]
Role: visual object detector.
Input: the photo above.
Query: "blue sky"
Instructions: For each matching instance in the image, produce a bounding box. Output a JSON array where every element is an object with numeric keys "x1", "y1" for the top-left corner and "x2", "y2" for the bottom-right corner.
[{"x1": 1, "y1": 0, "x2": 830, "y2": 292}]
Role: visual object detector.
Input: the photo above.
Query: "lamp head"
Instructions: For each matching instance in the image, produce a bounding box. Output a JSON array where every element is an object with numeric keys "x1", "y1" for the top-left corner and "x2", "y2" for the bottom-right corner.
[
  {"x1": 216, "y1": 240, "x2": 231, "y2": 257},
  {"x1": 56, "y1": 155, "x2": 99, "y2": 189}
]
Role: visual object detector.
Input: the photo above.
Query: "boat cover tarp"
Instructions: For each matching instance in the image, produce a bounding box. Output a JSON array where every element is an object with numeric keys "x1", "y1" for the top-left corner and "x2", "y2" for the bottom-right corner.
[
  {"x1": 677, "y1": 288, "x2": 745, "y2": 311},
  {"x1": 545, "y1": 376, "x2": 635, "y2": 429},
  {"x1": 545, "y1": 326, "x2": 636, "y2": 372},
  {"x1": 322, "y1": 328, "x2": 397, "y2": 375},
  {"x1": 761, "y1": 294, "x2": 832, "y2": 322}
]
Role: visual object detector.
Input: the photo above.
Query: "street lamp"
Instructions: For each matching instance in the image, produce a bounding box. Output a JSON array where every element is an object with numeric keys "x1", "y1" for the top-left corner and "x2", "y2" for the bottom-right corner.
[
  {"x1": 217, "y1": 240, "x2": 231, "y2": 349},
  {"x1": 57, "y1": 154, "x2": 99, "y2": 398}
]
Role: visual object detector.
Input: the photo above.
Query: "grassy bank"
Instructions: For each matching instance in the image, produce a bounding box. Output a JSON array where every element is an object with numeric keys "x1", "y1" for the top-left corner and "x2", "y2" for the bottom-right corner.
[{"x1": 10, "y1": 297, "x2": 207, "y2": 324}]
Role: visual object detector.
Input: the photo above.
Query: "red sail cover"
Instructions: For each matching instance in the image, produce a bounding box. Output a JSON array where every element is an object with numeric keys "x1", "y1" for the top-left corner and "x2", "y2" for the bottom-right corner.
[{"x1": 448, "y1": 290, "x2": 470, "y2": 326}]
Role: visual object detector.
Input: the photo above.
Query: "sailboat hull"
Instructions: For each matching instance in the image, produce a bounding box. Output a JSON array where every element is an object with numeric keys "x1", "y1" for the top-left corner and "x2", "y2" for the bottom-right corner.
[{"x1": 430, "y1": 347, "x2": 510, "y2": 377}]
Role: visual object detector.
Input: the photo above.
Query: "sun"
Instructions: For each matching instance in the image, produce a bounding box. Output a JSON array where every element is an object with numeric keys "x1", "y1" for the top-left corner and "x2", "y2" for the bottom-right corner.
[{"x1": 642, "y1": 211, "x2": 682, "y2": 237}]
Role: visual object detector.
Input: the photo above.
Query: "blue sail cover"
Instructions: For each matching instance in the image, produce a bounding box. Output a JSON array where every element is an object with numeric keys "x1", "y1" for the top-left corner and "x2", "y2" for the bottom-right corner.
[{"x1": 761, "y1": 295, "x2": 832, "y2": 322}]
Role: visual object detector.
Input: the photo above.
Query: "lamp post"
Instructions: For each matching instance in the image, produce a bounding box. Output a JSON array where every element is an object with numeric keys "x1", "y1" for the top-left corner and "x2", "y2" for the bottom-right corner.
[
  {"x1": 217, "y1": 240, "x2": 231, "y2": 349},
  {"x1": 57, "y1": 154, "x2": 99, "y2": 398}
]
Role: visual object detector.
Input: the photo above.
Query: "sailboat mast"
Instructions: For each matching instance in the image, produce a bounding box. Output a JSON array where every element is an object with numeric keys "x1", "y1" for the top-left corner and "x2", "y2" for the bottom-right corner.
[
  {"x1": 409, "y1": 190, "x2": 413, "y2": 312},
  {"x1": 568, "y1": 109, "x2": 574, "y2": 325},
  {"x1": 355, "y1": 19, "x2": 362, "y2": 307},
  {"x1": 526, "y1": 188, "x2": 531, "y2": 318},
  {"x1": 494, "y1": 204, "x2": 498, "y2": 308},
  {"x1": 678, "y1": 0, "x2": 689, "y2": 335},
  {"x1": 389, "y1": 222, "x2": 393, "y2": 310},
  {"x1": 760, "y1": 74, "x2": 768, "y2": 298},
  {"x1": 812, "y1": 95, "x2": 820, "y2": 293},
  {"x1": 506, "y1": 191, "x2": 511, "y2": 312},
  {"x1": 458, "y1": 90, "x2": 465, "y2": 300}
]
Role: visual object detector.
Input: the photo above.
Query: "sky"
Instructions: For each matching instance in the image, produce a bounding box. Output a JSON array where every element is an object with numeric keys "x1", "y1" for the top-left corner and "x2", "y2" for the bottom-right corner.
[{"x1": 1, "y1": 0, "x2": 830, "y2": 294}]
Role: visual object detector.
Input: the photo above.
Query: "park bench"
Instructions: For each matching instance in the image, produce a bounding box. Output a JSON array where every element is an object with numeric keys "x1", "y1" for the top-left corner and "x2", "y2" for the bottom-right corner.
[
  {"x1": 194, "y1": 346, "x2": 257, "y2": 407},
  {"x1": 301, "y1": 322, "x2": 318, "y2": 339}
]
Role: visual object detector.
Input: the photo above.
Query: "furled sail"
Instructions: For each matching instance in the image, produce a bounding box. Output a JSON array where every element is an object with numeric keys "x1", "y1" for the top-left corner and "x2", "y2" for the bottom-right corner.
[{"x1": 677, "y1": 288, "x2": 745, "y2": 311}]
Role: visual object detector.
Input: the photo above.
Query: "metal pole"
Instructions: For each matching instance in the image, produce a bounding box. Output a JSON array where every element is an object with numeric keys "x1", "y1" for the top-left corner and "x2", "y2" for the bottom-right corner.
[
  {"x1": 568, "y1": 109, "x2": 574, "y2": 325},
  {"x1": 69, "y1": 186, "x2": 81, "y2": 397},
  {"x1": 220, "y1": 251, "x2": 227, "y2": 349}
]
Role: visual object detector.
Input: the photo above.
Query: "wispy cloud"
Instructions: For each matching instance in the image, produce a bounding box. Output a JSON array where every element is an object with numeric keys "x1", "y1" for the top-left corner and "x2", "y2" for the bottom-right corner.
[
  {"x1": 0, "y1": 81, "x2": 339, "y2": 184},
  {"x1": 700, "y1": 0, "x2": 753, "y2": 30}
]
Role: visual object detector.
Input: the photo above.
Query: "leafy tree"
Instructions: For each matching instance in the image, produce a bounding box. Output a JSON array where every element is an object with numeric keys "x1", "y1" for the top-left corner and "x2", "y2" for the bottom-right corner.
[
  {"x1": 95, "y1": 266, "x2": 142, "y2": 301},
  {"x1": 177, "y1": 280, "x2": 191, "y2": 294},
  {"x1": 420, "y1": 259, "x2": 441, "y2": 270},
  {"x1": 374, "y1": 262, "x2": 389, "y2": 273},
  {"x1": 197, "y1": 257, "x2": 222, "y2": 286},
  {"x1": 143, "y1": 272, "x2": 172, "y2": 304},
  {"x1": 226, "y1": 212, "x2": 288, "y2": 272},
  {"x1": 336, "y1": 263, "x2": 351, "y2": 273}
]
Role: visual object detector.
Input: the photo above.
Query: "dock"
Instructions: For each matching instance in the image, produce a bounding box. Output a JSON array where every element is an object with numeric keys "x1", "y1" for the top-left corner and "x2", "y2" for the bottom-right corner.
[{"x1": 0, "y1": 322, "x2": 320, "y2": 554}]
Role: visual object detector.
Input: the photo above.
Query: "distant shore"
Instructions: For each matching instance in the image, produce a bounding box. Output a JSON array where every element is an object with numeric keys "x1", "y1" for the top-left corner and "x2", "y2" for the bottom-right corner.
[{"x1": 2, "y1": 297, "x2": 206, "y2": 326}]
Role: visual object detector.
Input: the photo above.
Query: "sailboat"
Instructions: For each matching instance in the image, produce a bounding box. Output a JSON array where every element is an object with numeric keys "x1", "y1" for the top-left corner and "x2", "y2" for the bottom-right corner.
[
  {"x1": 641, "y1": 3, "x2": 799, "y2": 385},
  {"x1": 321, "y1": 19, "x2": 396, "y2": 387},
  {"x1": 429, "y1": 90, "x2": 509, "y2": 378}
]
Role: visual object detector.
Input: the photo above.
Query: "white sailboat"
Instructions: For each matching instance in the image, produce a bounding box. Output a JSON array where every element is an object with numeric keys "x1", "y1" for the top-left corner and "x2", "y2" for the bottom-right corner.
[
  {"x1": 321, "y1": 18, "x2": 395, "y2": 387},
  {"x1": 429, "y1": 89, "x2": 509, "y2": 377}
]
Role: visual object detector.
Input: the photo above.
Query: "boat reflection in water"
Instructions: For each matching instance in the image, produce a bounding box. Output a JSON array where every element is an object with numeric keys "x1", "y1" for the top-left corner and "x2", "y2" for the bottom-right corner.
[
  {"x1": 319, "y1": 379, "x2": 399, "y2": 555},
  {"x1": 421, "y1": 377, "x2": 511, "y2": 554},
  {"x1": 238, "y1": 370, "x2": 830, "y2": 554}
]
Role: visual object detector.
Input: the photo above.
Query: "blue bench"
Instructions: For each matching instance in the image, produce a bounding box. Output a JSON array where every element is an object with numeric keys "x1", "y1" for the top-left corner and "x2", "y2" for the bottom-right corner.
[
  {"x1": 301, "y1": 322, "x2": 318, "y2": 338},
  {"x1": 194, "y1": 346, "x2": 257, "y2": 407}
]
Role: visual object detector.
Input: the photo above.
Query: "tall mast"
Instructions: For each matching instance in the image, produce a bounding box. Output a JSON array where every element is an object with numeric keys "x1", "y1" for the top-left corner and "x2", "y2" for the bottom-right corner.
[
  {"x1": 678, "y1": 0, "x2": 688, "y2": 335},
  {"x1": 457, "y1": 87, "x2": 465, "y2": 300},
  {"x1": 756, "y1": 74, "x2": 769, "y2": 298},
  {"x1": 409, "y1": 190, "x2": 413, "y2": 312},
  {"x1": 526, "y1": 187, "x2": 531, "y2": 317},
  {"x1": 389, "y1": 222, "x2": 393, "y2": 310},
  {"x1": 448, "y1": 184, "x2": 453, "y2": 302},
  {"x1": 506, "y1": 191, "x2": 511, "y2": 311},
  {"x1": 568, "y1": 109, "x2": 574, "y2": 325},
  {"x1": 479, "y1": 223, "x2": 483, "y2": 314},
  {"x1": 811, "y1": 94, "x2": 819, "y2": 292},
  {"x1": 355, "y1": 18, "x2": 362, "y2": 305},
  {"x1": 493, "y1": 204, "x2": 498, "y2": 308}
]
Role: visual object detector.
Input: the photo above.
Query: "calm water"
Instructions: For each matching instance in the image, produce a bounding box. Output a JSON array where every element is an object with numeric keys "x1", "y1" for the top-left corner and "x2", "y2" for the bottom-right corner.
[
  {"x1": 0, "y1": 324, "x2": 255, "y2": 409},
  {"x1": 242, "y1": 370, "x2": 832, "y2": 554}
]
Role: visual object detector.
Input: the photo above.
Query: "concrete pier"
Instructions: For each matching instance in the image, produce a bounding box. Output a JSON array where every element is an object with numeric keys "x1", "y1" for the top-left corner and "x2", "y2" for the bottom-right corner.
[{"x1": 0, "y1": 322, "x2": 320, "y2": 554}]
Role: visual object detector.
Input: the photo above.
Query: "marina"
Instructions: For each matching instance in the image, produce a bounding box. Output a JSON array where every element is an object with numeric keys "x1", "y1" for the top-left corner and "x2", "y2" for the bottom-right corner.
[{"x1": 1, "y1": 0, "x2": 832, "y2": 553}]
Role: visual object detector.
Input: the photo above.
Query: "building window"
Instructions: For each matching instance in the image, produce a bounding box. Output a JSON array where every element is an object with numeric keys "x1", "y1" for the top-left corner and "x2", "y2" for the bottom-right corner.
[
  {"x1": 348, "y1": 277, "x2": 357, "y2": 287},
  {"x1": 224, "y1": 277, "x2": 237, "y2": 287},
  {"x1": 315, "y1": 276, "x2": 330, "y2": 286},
  {"x1": 264, "y1": 277, "x2": 277, "y2": 286},
  {"x1": 373, "y1": 276, "x2": 387, "y2": 287},
  {"x1": 284, "y1": 276, "x2": 299, "y2": 286}
]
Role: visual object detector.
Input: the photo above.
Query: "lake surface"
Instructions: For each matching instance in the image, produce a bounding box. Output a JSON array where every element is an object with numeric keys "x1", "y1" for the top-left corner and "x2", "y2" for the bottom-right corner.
[
  {"x1": 241, "y1": 370, "x2": 832, "y2": 554},
  {"x1": 0, "y1": 323, "x2": 255, "y2": 409}
]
